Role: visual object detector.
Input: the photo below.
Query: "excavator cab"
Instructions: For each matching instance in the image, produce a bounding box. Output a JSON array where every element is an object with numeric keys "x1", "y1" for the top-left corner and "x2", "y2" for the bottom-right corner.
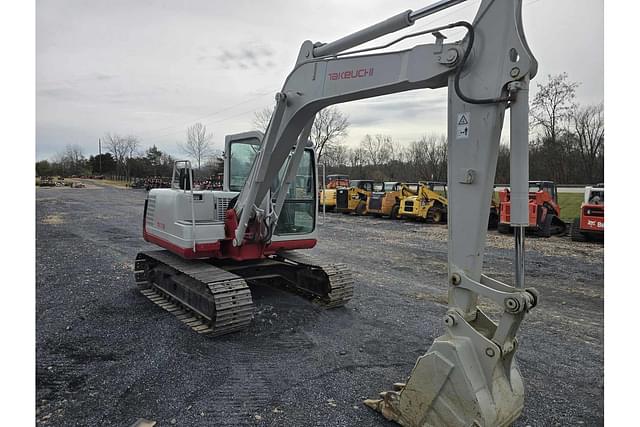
[{"x1": 224, "y1": 132, "x2": 318, "y2": 238}]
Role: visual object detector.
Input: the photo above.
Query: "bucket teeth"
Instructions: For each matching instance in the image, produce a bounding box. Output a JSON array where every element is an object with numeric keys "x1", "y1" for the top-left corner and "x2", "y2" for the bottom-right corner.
[
  {"x1": 364, "y1": 340, "x2": 527, "y2": 426},
  {"x1": 363, "y1": 395, "x2": 400, "y2": 423},
  {"x1": 392, "y1": 382, "x2": 406, "y2": 391},
  {"x1": 363, "y1": 398, "x2": 383, "y2": 411}
]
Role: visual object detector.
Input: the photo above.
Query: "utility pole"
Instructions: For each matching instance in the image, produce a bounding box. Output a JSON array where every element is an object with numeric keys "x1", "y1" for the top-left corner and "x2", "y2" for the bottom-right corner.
[{"x1": 98, "y1": 138, "x2": 102, "y2": 174}]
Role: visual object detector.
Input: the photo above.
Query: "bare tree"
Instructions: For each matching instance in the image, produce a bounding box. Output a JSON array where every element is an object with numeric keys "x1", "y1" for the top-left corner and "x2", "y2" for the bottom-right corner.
[
  {"x1": 347, "y1": 147, "x2": 364, "y2": 168},
  {"x1": 253, "y1": 106, "x2": 349, "y2": 164},
  {"x1": 530, "y1": 73, "x2": 579, "y2": 182},
  {"x1": 531, "y1": 73, "x2": 578, "y2": 142},
  {"x1": 181, "y1": 122, "x2": 213, "y2": 171},
  {"x1": 388, "y1": 139, "x2": 406, "y2": 163},
  {"x1": 570, "y1": 103, "x2": 604, "y2": 183},
  {"x1": 65, "y1": 144, "x2": 84, "y2": 171},
  {"x1": 104, "y1": 133, "x2": 128, "y2": 178},
  {"x1": 311, "y1": 107, "x2": 350, "y2": 163},
  {"x1": 124, "y1": 136, "x2": 141, "y2": 180},
  {"x1": 124, "y1": 136, "x2": 140, "y2": 158},
  {"x1": 495, "y1": 142, "x2": 510, "y2": 184},
  {"x1": 360, "y1": 134, "x2": 392, "y2": 167},
  {"x1": 407, "y1": 134, "x2": 447, "y2": 181},
  {"x1": 252, "y1": 108, "x2": 273, "y2": 133},
  {"x1": 323, "y1": 144, "x2": 348, "y2": 167},
  {"x1": 53, "y1": 144, "x2": 86, "y2": 176}
]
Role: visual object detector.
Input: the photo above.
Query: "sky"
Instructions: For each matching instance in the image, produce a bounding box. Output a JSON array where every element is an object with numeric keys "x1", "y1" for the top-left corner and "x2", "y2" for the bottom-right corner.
[{"x1": 36, "y1": 0, "x2": 604, "y2": 161}]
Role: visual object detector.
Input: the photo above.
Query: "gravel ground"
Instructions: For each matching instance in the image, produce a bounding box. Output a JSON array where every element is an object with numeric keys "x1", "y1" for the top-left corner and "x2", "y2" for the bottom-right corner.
[{"x1": 36, "y1": 183, "x2": 604, "y2": 426}]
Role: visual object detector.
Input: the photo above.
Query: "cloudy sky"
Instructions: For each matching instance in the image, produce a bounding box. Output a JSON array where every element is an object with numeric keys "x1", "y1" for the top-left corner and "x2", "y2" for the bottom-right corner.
[{"x1": 36, "y1": 0, "x2": 603, "y2": 161}]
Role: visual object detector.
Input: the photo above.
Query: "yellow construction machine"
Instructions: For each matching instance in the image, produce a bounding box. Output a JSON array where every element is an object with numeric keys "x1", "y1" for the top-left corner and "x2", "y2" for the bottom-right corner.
[
  {"x1": 367, "y1": 182, "x2": 419, "y2": 219},
  {"x1": 336, "y1": 180, "x2": 377, "y2": 215},
  {"x1": 398, "y1": 181, "x2": 448, "y2": 223},
  {"x1": 319, "y1": 174, "x2": 349, "y2": 212}
]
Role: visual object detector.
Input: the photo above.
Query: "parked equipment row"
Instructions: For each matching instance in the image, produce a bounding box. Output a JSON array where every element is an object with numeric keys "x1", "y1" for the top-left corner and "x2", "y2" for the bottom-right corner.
[
  {"x1": 319, "y1": 175, "x2": 604, "y2": 240},
  {"x1": 320, "y1": 178, "x2": 450, "y2": 224}
]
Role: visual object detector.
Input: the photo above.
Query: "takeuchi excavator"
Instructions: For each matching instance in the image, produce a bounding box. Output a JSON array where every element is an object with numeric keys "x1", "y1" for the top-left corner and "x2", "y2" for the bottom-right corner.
[{"x1": 135, "y1": 0, "x2": 539, "y2": 425}]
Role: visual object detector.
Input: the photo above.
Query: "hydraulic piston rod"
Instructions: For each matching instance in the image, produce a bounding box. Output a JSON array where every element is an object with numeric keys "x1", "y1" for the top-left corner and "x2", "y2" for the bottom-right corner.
[
  {"x1": 312, "y1": 0, "x2": 468, "y2": 57},
  {"x1": 509, "y1": 79, "x2": 530, "y2": 289},
  {"x1": 409, "y1": 0, "x2": 468, "y2": 21},
  {"x1": 514, "y1": 227, "x2": 525, "y2": 288}
]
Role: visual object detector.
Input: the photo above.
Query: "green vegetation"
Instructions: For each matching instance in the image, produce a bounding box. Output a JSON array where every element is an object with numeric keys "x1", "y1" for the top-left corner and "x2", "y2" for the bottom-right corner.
[{"x1": 557, "y1": 193, "x2": 583, "y2": 222}]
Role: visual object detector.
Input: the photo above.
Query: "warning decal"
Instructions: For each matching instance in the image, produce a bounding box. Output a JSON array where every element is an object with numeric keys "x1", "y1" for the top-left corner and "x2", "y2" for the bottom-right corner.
[{"x1": 456, "y1": 112, "x2": 470, "y2": 139}]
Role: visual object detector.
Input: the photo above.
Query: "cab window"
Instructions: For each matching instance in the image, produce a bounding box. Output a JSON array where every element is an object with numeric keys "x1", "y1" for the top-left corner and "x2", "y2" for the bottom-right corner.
[
  {"x1": 229, "y1": 142, "x2": 260, "y2": 192},
  {"x1": 273, "y1": 149, "x2": 315, "y2": 235}
]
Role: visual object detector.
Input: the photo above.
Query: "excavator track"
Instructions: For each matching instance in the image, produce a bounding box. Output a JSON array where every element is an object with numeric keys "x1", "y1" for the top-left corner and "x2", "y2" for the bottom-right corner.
[
  {"x1": 134, "y1": 250, "x2": 254, "y2": 337},
  {"x1": 274, "y1": 252, "x2": 355, "y2": 309}
]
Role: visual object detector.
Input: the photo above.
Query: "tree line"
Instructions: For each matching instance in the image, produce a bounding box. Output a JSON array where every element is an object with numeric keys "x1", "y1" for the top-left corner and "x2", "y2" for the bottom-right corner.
[
  {"x1": 321, "y1": 73, "x2": 603, "y2": 185},
  {"x1": 35, "y1": 123, "x2": 222, "y2": 180},
  {"x1": 36, "y1": 73, "x2": 603, "y2": 185}
]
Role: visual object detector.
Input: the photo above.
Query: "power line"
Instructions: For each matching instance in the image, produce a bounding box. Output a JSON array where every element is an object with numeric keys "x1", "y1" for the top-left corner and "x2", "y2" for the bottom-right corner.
[
  {"x1": 136, "y1": 88, "x2": 275, "y2": 139},
  {"x1": 144, "y1": 102, "x2": 270, "y2": 143}
]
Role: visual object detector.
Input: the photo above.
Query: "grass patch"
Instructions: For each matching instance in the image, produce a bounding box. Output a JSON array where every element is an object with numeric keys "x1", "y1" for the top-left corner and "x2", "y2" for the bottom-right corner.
[{"x1": 557, "y1": 193, "x2": 583, "y2": 222}]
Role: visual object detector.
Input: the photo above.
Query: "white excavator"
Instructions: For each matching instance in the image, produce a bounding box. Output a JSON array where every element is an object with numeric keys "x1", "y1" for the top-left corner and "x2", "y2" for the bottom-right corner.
[{"x1": 134, "y1": 0, "x2": 539, "y2": 425}]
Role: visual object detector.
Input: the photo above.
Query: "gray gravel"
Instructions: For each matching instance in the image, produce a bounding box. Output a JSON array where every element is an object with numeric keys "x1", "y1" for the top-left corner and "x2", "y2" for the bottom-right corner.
[{"x1": 36, "y1": 183, "x2": 604, "y2": 426}]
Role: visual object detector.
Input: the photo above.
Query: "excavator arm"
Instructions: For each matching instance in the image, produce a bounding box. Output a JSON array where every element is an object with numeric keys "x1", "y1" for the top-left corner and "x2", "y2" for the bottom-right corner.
[
  {"x1": 230, "y1": 1, "x2": 538, "y2": 425},
  {"x1": 230, "y1": 25, "x2": 459, "y2": 245}
]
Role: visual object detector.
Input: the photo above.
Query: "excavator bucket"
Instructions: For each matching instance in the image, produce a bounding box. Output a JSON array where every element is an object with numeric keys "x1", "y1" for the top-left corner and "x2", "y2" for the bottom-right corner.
[{"x1": 364, "y1": 308, "x2": 526, "y2": 426}]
